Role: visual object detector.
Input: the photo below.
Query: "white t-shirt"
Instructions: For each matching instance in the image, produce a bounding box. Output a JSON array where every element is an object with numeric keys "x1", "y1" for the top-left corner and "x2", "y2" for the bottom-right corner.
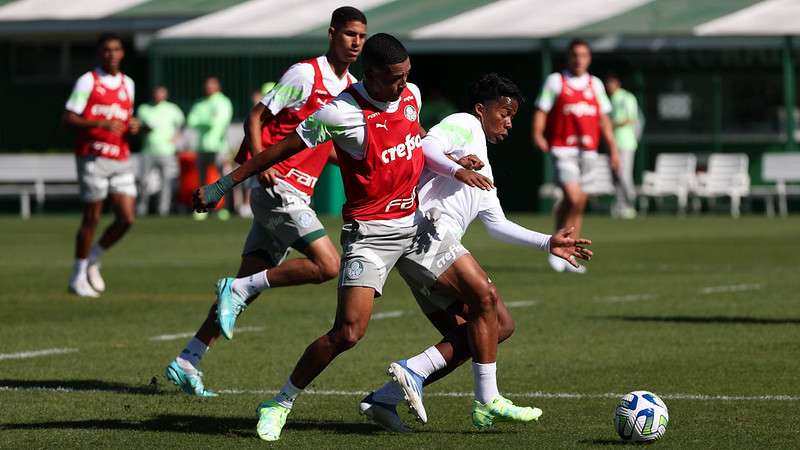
[
  {"x1": 536, "y1": 71, "x2": 611, "y2": 114},
  {"x1": 261, "y1": 55, "x2": 357, "y2": 116},
  {"x1": 296, "y1": 81, "x2": 422, "y2": 160},
  {"x1": 65, "y1": 68, "x2": 135, "y2": 115},
  {"x1": 419, "y1": 113, "x2": 551, "y2": 251}
]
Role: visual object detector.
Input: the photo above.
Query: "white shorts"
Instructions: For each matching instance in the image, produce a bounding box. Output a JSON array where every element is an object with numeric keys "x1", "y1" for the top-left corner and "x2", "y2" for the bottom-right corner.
[
  {"x1": 242, "y1": 182, "x2": 326, "y2": 266},
  {"x1": 552, "y1": 147, "x2": 599, "y2": 189},
  {"x1": 76, "y1": 155, "x2": 137, "y2": 202}
]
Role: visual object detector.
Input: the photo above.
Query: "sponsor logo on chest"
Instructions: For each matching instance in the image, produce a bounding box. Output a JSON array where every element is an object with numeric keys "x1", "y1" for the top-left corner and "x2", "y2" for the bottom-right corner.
[
  {"x1": 562, "y1": 101, "x2": 597, "y2": 118},
  {"x1": 90, "y1": 103, "x2": 129, "y2": 121},
  {"x1": 380, "y1": 133, "x2": 422, "y2": 164}
]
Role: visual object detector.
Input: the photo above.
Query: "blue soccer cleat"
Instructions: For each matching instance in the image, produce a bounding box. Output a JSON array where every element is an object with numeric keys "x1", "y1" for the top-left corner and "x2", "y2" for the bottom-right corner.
[
  {"x1": 388, "y1": 360, "x2": 428, "y2": 424},
  {"x1": 165, "y1": 359, "x2": 217, "y2": 397},
  {"x1": 215, "y1": 277, "x2": 247, "y2": 340}
]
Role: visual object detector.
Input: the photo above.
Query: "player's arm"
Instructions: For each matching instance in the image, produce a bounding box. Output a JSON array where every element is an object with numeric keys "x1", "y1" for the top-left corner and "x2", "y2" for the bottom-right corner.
[
  {"x1": 599, "y1": 112, "x2": 621, "y2": 172},
  {"x1": 243, "y1": 103, "x2": 285, "y2": 186},
  {"x1": 533, "y1": 75, "x2": 557, "y2": 152},
  {"x1": 532, "y1": 110, "x2": 549, "y2": 152},
  {"x1": 194, "y1": 132, "x2": 308, "y2": 211},
  {"x1": 422, "y1": 135, "x2": 493, "y2": 190},
  {"x1": 62, "y1": 111, "x2": 124, "y2": 135}
]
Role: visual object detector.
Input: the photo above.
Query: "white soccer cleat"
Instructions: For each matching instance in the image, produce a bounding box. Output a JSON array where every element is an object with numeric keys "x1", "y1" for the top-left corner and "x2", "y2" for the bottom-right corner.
[
  {"x1": 548, "y1": 254, "x2": 566, "y2": 273},
  {"x1": 68, "y1": 276, "x2": 100, "y2": 298},
  {"x1": 86, "y1": 262, "x2": 106, "y2": 292},
  {"x1": 563, "y1": 256, "x2": 587, "y2": 274},
  {"x1": 388, "y1": 361, "x2": 428, "y2": 424},
  {"x1": 359, "y1": 393, "x2": 411, "y2": 433}
]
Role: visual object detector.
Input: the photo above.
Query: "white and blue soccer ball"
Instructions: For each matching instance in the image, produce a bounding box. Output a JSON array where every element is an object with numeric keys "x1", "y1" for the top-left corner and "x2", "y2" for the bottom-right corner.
[{"x1": 614, "y1": 390, "x2": 669, "y2": 443}]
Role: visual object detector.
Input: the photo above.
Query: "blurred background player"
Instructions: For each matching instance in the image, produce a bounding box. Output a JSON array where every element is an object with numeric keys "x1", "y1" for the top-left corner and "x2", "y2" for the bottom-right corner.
[
  {"x1": 532, "y1": 39, "x2": 620, "y2": 273},
  {"x1": 164, "y1": 6, "x2": 366, "y2": 398},
  {"x1": 187, "y1": 76, "x2": 233, "y2": 220},
  {"x1": 361, "y1": 73, "x2": 592, "y2": 431},
  {"x1": 605, "y1": 72, "x2": 642, "y2": 219},
  {"x1": 136, "y1": 85, "x2": 184, "y2": 216},
  {"x1": 64, "y1": 32, "x2": 139, "y2": 298}
]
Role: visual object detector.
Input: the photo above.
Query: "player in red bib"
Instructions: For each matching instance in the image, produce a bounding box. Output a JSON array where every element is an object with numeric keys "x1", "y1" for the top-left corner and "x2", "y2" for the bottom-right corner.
[
  {"x1": 195, "y1": 33, "x2": 539, "y2": 441},
  {"x1": 533, "y1": 39, "x2": 620, "y2": 273},
  {"x1": 64, "y1": 33, "x2": 140, "y2": 298},
  {"x1": 164, "y1": 7, "x2": 367, "y2": 398}
]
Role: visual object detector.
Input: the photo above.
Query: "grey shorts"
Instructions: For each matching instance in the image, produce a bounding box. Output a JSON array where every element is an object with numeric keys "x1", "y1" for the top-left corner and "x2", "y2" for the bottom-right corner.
[
  {"x1": 338, "y1": 216, "x2": 468, "y2": 296},
  {"x1": 552, "y1": 147, "x2": 599, "y2": 188},
  {"x1": 76, "y1": 155, "x2": 137, "y2": 202},
  {"x1": 242, "y1": 182, "x2": 326, "y2": 266}
]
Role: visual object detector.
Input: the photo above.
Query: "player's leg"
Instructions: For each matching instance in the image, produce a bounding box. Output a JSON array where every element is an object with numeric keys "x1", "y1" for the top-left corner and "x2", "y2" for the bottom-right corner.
[
  {"x1": 256, "y1": 286, "x2": 375, "y2": 441},
  {"x1": 69, "y1": 200, "x2": 104, "y2": 297},
  {"x1": 136, "y1": 153, "x2": 153, "y2": 216}
]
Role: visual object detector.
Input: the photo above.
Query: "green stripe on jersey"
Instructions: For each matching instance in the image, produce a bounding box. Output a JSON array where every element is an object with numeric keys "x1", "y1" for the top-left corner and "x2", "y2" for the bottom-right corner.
[
  {"x1": 566, "y1": 0, "x2": 764, "y2": 35},
  {"x1": 298, "y1": 0, "x2": 495, "y2": 37}
]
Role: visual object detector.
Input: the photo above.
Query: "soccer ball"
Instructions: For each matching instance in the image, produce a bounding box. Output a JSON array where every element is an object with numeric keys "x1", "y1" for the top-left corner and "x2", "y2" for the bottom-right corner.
[{"x1": 614, "y1": 390, "x2": 669, "y2": 442}]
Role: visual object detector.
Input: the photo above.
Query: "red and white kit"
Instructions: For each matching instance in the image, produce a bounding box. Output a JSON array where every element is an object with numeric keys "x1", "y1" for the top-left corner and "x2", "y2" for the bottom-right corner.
[
  {"x1": 546, "y1": 73, "x2": 601, "y2": 152},
  {"x1": 76, "y1": 70, "x2": 134, "y2": 160}
]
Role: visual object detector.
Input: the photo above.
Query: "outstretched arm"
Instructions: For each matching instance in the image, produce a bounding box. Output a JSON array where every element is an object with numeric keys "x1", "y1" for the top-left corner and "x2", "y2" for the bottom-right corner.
[
  {"x1": 194, "y1": 132, "x2": 308, "y2": 211},
  {"x1": 422, "y1": 135, "x2": 493, "y2": 190}
]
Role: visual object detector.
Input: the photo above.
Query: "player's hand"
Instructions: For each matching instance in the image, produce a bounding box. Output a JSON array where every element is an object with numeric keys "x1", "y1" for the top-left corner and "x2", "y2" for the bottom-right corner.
[
  {"x1": 534, "y1": 134, "x2": 549, "y2": 152},
  {"x1": 549, "y1": 227, "x2": 593, "y2": 267},
  {"x1": 454, "y1": 168, "x2": 493, "y2": 191},
  {"x1": 192, "y1": 185, "x2": 218, "y2": 212},
  {"x1": 100, "y1": 120, "x2": 125, "y2": 135},
  {"x1": 456, "y1": 154, "x2": 485, "y2": 170},
  {"x1": 128, "y1": 118, "x2": 141, "y2": 135},
  {"x1": 258, "y1": 168, "x2": 285, "y2": 188},
  {"x1": 610, "y1": 151, "x2": 621, "y2": 174}
]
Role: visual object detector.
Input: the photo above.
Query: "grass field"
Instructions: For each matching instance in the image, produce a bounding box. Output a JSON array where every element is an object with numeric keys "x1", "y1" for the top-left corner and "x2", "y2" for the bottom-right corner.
[{"x1": 1, "y1": 214, "x2": 799, "y2": 449}]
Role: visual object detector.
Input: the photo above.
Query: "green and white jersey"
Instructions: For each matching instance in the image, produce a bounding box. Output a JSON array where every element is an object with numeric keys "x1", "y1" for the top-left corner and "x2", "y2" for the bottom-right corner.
[
  {"x1": 610, "y1": 88, "x2": 640, "y2": 152},
  {"x1": 137, "y1": 101, "x2": 184, "y2": 155}
]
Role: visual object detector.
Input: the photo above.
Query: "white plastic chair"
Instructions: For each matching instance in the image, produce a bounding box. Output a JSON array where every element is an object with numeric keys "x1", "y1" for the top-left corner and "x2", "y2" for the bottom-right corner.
[
  {"x1": 693, "y1": 153, "x2": 750, "y2": 217},
  {"x1": 639, "y1": 153, "x2": 697, "y2": 215}
]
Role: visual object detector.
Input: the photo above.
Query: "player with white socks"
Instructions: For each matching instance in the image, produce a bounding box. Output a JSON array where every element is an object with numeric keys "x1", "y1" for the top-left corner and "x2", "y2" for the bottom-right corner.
[
  {"x1": 360, "y1": 74, "x2": 593, "y2": 431},
  {"x1": 164, "y1": 7, "x2": 367, "y2": 397}
]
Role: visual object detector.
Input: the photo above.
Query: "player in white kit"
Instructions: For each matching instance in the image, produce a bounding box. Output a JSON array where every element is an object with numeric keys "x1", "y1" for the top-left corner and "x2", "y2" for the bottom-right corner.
[{"x1": 359, "y1": 74, "x2": 593, "y2": 431}]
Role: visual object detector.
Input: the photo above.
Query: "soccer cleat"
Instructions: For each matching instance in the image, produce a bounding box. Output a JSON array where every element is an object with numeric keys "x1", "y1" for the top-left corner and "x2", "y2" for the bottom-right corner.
[
  {"x1": 215, "y1": 277, "x2": 247, "y2": 340},
  {"x1": 359, "y1": 392, "x2": 411, "y2": 433},
  {"x1": 68, "y1": 276, "x2": 100, "y2": 298},
  {"x1": 86, "y1": 262, "x2": 106, "y2": 292},
  {"x1": 165, "y1": 359, "x2": 218, "y2": 397},
  {"x1": 256, "y1": 400, "x2": 290, "y2": 441},
  {"x1": 547, "y1": 254, "x2": 566, "y2": 273},
  {"x1": 563, "y1": 256, "x2": 587, "y2": 274},
  {"x1": 388, "y1": 360, "x2": 427, "y2": 424},
  {"x1": 193, "y1": 211, "x2": 208, "y2": 221},
  {"x1": 472, "y1": 395, "x2": 543, "y2": 429}
]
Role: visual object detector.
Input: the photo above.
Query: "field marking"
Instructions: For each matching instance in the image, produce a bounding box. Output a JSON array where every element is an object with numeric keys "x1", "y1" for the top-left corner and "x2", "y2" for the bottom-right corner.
[
  {"x1": 595, "y1": 294, "x2": 655, "y2": 303},
  {"x1": 505, "y1": 300, "x2": 537, "y2": 308},
  {"x1": 1, "y1": 384, "x2": 797, "y2": 402},
  {"x1": 700, "y1": 283, "x2": 762, "y2": 295},
  {"x1": 149, "y1": 326, "x2": 264, "y2": 342},
  {"x1": 371, "y1": 310, "x2": 406, "y2": 320},
  {"x1": 0, "y1": 348, "x2": 78, "y2": 361}
]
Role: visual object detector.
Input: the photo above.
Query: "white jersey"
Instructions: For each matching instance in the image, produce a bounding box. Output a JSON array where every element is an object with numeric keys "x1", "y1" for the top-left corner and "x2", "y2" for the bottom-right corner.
[
  {"x1": 260, "y1": 55, "x2": 357, "y2": 116},
  {"x1": 420, "y1": 113, "x2": 551, "y2": 250},
  {"x1": 65, "y1": 68, "x2": 135, "y2": 115}
]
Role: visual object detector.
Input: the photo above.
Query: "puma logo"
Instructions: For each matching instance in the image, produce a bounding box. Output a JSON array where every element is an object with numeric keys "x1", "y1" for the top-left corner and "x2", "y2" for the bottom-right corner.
[{"x1": 376, "y1": 120, "x2": 388, "y2": 131}]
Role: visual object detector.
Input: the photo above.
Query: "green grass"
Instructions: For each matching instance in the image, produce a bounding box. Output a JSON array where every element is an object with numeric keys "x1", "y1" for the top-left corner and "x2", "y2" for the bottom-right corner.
[{"x1": 1, "y1": 214, "x2": 799, "y2": 449}]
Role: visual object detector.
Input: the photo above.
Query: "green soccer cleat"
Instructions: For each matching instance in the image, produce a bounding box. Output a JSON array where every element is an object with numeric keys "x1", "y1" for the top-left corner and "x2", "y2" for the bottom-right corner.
[
  {"x1": 472, "y1": 395, "x2": 543, "y2": 429},
  {"x1": 215, "y1": 277, "x2": 247, "y2": 340},
  {"x1": 256, "y1": 400, "x2": 290, "y2": 441},
  {"x1": 165, "y1": 359, "x2": 218, "y2": 397}
]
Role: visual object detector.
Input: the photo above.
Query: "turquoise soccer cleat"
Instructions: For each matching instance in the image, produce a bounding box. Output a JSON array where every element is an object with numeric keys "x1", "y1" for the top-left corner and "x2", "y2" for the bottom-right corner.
[
  {"x1": 165, "y1": 359, "x2": 217, "y2": 397},
  {"x1": 256, "y1": 400, "x2": 290, "y2": 441},
  {"x1": 215, "y1": 277, "x2": 247, "y2": 340},
  {"x1": 472, "y1": 395, "x2": 542, "y2": 429}
]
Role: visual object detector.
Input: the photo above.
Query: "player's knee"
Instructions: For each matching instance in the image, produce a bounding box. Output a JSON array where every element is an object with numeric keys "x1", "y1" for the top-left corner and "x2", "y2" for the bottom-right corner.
[
  {"x1": 471, "y1": 280, "x2": 496, "y2": 313},
  {"x1": 331, "y1": 324, "x2": 365, "y2": 351},
  {"x1": 316, "y1": 254, "x2": 340, "y2": 283}
]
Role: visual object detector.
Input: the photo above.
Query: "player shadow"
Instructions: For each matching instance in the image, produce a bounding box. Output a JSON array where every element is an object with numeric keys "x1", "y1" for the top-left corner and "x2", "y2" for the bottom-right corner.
[
  {"x1": 0, "y1": 415, "x2": 380, "y2": 437},
  {"x1": 0, "y1": 379, "x2": 163, "y2": 395},
  {"x1": 577, "y1": 438, "x2": 633, "y2": 446},
  {"x1": 602, "y1": 315, "x2": 800, "y2": 325}
]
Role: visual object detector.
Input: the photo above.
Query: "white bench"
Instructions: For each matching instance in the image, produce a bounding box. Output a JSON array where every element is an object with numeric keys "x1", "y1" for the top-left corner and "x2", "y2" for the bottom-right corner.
[
  {"x1": 692, "y1": 153, "x2": 750, "y2": 218},
  {"x1": 639, "y1": 153, "x2": 697, "y2": 215},
  {"x1": 756, "y1": 152, "x2": 800, "y2": 217}
]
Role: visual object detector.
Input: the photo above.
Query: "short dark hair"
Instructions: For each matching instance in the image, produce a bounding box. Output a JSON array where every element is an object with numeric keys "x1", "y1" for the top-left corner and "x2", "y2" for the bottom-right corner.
[
  {"x1": 468, "y1": 73, "x2": 525, "y2": 108},
  {"x1": 605, "y1": 71, "x2": 621, "y2": 82},
  {"x1": 361, "y1": 33, "x2": 408, "y2": 69},
  {"x1": 330, "y1": 6, "x2": 366, "y2": 29},
  {"x1": 568, "y1": 38, "x2": 591, "y2": 53},
  {"x1": 96, "y1": 32, "x2": 123, "y2": 49}
]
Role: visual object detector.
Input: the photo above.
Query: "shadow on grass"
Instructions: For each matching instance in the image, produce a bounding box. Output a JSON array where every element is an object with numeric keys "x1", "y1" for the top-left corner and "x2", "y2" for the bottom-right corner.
[
  {"x1": 602, "y1": 316, "x2": 800, "y2": 325},
  {"x1": 0, "y1": 379, "x2": 164, "y2": 395},
  {"x1": 577, "y1": 439, "x2": 632, "y2": 446},
  {"x1": 0, "y1": 415, "x2": 381, "y2": 437}
]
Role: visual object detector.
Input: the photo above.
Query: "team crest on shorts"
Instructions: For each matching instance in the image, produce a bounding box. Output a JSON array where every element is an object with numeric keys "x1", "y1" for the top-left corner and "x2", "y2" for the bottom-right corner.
[
  {"x1": 298, "y1": 211, "x2": 313, "y2": 228},
  {"x1": 346, "y1": 260, "x2": 364, "y2": 280},
  {"x1": 404, "y1": 105, "x2": 417, "y2": 122}
]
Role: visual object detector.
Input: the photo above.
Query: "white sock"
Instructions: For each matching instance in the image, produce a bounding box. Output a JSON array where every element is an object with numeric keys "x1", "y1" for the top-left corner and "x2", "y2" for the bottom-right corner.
[
  {"x1": 71, "y1": 259, "x2": 89, "y2": 282},
  {"x1": 274, "y1": 379, "x2": 302, "y2": 409},
  {"x1": 88, "y1": 244, "x2": 105, "y2": 265},
  {"x1": 177, "y1": 337, "x2": 208, "y2": 370},
  {"x1": 473, "y1": 361, "x2": 499, "y2": 405},
  {"x1": 231, "y1": 270, "x2": 270, "y2": 300},
  {"x1": 372, "y1": 381, "x2": 405, "y2": 405},
  {"x1": 405, "y1": 346, "x2": 447, "y2": 379}
]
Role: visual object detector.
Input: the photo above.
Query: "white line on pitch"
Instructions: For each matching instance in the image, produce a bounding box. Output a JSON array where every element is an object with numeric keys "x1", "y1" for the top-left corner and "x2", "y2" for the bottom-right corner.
[
  {"x1": 595, "y1": 294, "x2": 654, "y2": 303},
  {"x1": 371, "y1": 310, "x2": 406, "y2": 320},
  {"x1": 700, "y1": 283, "x2": 762, "y2": 295},
  {"x1": 1, "y1": 384, "x2": 797, "y2": 402},
  {"x1": 505, "y1": 300, "x2": 537, "y2": 308},
  {"x1": 149, "y1": 326, "x2": 264, "y2": 342},
  {"x1": 0, "y1": 348, "x2": 78, "y2": 361}
]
